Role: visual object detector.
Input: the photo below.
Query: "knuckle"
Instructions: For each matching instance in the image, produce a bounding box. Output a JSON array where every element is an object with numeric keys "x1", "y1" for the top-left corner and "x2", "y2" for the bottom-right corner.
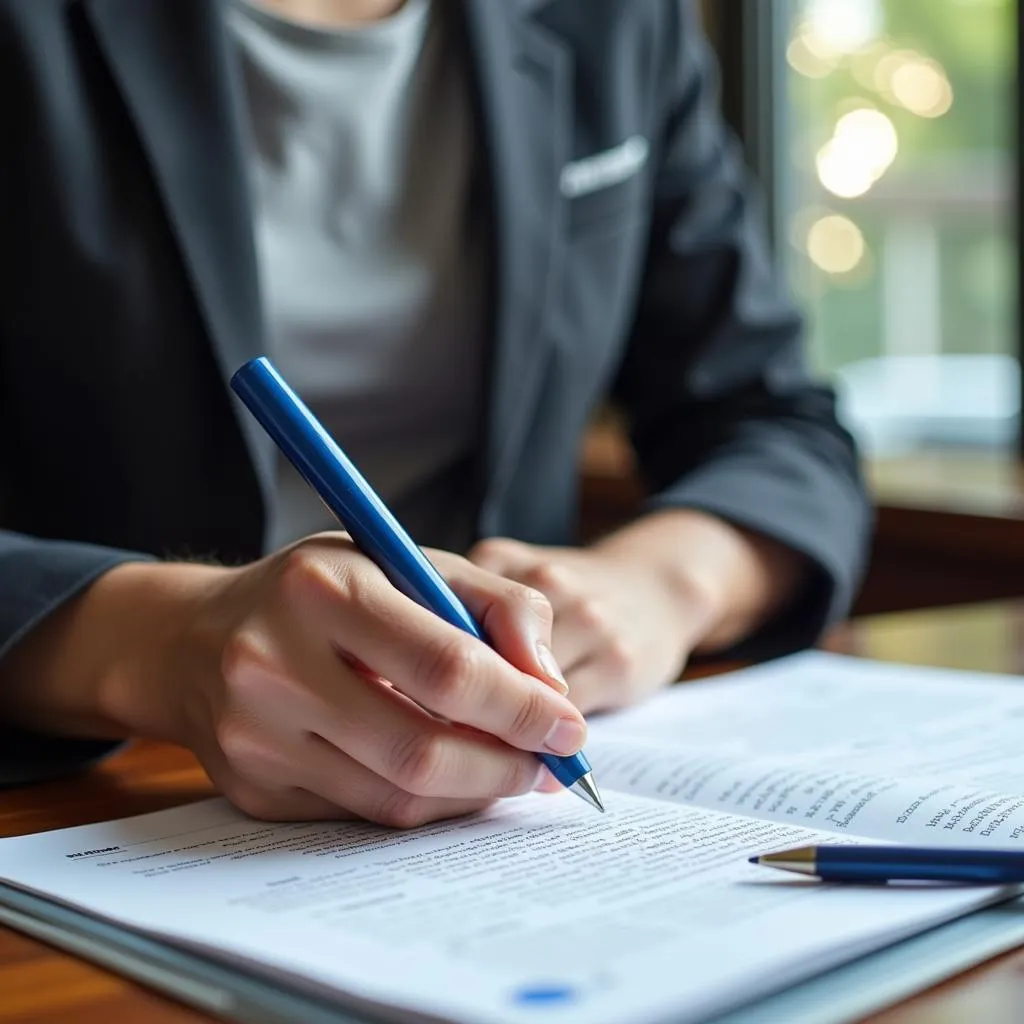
[
  {"x1": 374, "y1": 789, "x2": 433, "y2": 830},
  {"x1": 502, "y1": 756, "x2": 538, "y2": 797},
  {"x1": 508, "y1": 582, "x2": 553, "y2": 626},
  {"x1": 333, "y1": 563, "x2": 380, "y2": 610},
  {"x1": 279, "y1": 547, "x2": 350, "y2": 607},
  {"x1": 390, "y1": 732, "x2": 452, "y2": 795},
  {"x1": 224, "y1": 781, "x2": 280, "y2": 821},
  {"x1": 215, "y1": 719, "x2": 271, "y2": 778},
  {"x1": 278, "y1": 548, "x2": 321, "y2": 598},
  {"x1": 524, "y1": 563, "x2": 574, "y2": 600},
  {"x1": 220, "y1": 630, "x2": 268, "y2": 687},
  {"x1": 418, "y1": 637, "x2": 481, "y2": 711},
  {"x1": 220, "y1": 633, "x2": 298, "y2": 711},
  {"x1": 471, "y1": 538, "x2": 516, "y2": 567},
  {"x1": 574, "y1": 596, "x2": 611, "y2": 635},
  {"x1": 508, "y1": 686, "x2": 549, "y2": 744},
  {"x1": 603, "y1": 636, "x2": 634, "y2": 675}
]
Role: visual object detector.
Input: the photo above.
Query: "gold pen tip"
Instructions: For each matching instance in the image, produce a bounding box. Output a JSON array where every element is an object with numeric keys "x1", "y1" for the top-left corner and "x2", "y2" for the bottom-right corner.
[
  {"x1": 758, "y1": 847, "x2": 816, "y2": 864},
  {"x1": 749, "y1": 848, "x2": 820, "y2": 876}
]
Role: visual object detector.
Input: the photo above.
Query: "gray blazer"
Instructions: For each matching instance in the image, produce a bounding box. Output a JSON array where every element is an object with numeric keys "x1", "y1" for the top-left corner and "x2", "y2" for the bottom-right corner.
[{"x1": 0, "y1": 0, "x2": 871, "y2": 783}]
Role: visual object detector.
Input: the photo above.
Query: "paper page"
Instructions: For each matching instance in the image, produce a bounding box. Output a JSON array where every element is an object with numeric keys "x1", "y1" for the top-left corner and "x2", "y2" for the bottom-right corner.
[
  {"x1": 587, "y1": 651, "x2": 1024, "y2": 847},
  {"x1": 0, "y1": 794, "x2": 1004, "y2": 1024},
  {"x1": 588, "y1": 739, "x2": 1024, "y2": 847}
]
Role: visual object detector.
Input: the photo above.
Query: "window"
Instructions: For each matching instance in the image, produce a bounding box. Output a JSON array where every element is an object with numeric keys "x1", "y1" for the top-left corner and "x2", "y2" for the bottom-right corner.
[
  {"x1": 787, "y1": 0, "x2": 1018, "y2": 456},
  {"x1": 712, "y1": 0, "x2": 1019, "y2": 458}
]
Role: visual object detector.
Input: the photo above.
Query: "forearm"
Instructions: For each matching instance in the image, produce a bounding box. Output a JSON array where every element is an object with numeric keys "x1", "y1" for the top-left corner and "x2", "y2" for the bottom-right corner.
[
  {"x1": 0, "y1": 561, "x2": 221, "y2": 743},
  {"x1": 591, "y1": 509, "x2": 808, "y2": 654}
]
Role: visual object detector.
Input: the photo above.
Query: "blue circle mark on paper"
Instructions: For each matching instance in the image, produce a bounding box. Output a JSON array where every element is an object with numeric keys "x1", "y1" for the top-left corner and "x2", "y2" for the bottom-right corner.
[{"x1": 513, "y1": 984, "x2": 578, "y2": 1006}]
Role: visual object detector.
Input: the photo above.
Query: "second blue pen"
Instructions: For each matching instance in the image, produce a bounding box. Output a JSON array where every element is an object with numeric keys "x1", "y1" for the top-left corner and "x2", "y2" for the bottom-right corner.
[{"x1": 230, "y1": 357, "x2": 603, "y2": 812}]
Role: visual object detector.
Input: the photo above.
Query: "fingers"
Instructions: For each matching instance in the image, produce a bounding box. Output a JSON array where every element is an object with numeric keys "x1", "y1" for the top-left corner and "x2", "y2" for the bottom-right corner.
[
  {"x1": 343, "y1": 608, "x2": 585, "y2": 756},
  {"x1": 307, "y1": 732, "x2": 530, "y2": 826},
  {"x1": 469, "y1": 539, "x2": 595, "y2": 673},
  {"x1": 221, "y1": 614, "x2": 552, "y2": 801},
  {"x1": 437, "y1": 553, "x2": 567, "y2": 694},
  {"x1": 188, "y1": 721, "x2": 358, "y2": 822},
  {"x1": 312, "y1": 673, "x2": 548, "y2": 802},
  {"x1": 259, "y1": 733, "x2": 513, "y2": 828},
  {"x1": 559, "y1": 656, "x2": 631, "y2": 715},
  {"x1": 200, "y1": 687, "x2": 543, "y2": 826},
  {"x1": 469, "y1": 537, "x2": 538, "y2": 577},
  {"x1": 273, "y1": 546, "x2": 586, "y2": 757},
  {"x1": 198, "y1": 731, "x2": 503, "y2": 826}
]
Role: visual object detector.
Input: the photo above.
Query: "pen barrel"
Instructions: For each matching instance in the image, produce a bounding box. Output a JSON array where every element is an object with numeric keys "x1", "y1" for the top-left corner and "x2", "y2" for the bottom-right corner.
[
  {"x1": 230, "y1": 358, "x2": 483, "y2": 640},
  {"x1": 230, "y1": 358, "x2": 593, "y2": 790},
  {"x1": 538, "y1": 751, "x2": 591, "y2": 788},
  {"x1": 816, "y1": 846, "x2": 1024, "y2": 885}
]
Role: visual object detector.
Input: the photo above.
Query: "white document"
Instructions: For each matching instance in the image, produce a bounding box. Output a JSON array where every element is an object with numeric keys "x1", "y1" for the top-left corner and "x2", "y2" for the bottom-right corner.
[
  {"x1": 588, "y1": 651, "x2": 1024, "y2": 846},
  {"x1": 1, "y1": 651, "x2": 1023, "y2": 1024}
]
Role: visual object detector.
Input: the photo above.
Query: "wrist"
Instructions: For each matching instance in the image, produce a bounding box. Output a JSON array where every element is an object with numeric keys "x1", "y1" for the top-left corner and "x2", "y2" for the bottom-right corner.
[
  {"x1": 592, "y1": 514, "x2": 728, "y2": 643},
  {"x1": 593, "y1": 509, "x2": 806, "y2": 653},
  {"x1": 95, "y1": 560, "x2": 230, "y2": 744}
]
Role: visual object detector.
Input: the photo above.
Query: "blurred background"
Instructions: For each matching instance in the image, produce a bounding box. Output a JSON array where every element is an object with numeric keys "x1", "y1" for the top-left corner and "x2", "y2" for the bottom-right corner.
[
  {"x1": 589, "y1": 0, "x2": 1023, "y2": 619},
  {"x1": 706, "y1": 0, "x2": 1017, "y2": 460}
]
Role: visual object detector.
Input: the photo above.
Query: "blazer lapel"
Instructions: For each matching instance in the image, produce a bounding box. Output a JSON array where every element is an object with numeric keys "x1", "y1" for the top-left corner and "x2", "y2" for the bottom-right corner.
[
  {"x1": 81, "y1": 0, "x2": 274, "y2": 493},
  {"x1": 462, "y1": 0, "x2": 572, "y2": 532}
]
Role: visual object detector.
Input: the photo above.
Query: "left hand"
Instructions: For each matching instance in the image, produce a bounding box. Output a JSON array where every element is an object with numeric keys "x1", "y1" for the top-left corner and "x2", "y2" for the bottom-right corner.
[{"x1": 468, "y1": 537, "x2": 719, "y2": 715}]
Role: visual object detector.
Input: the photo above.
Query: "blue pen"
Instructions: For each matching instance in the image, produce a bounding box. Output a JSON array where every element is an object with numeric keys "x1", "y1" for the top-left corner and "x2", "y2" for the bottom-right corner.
[
  {"x1": 230, "y1": 356, "x2": 603, "y2": 812},
  {"x1": 751, "y1": 845, "x2": 1024, "y2": 884}
]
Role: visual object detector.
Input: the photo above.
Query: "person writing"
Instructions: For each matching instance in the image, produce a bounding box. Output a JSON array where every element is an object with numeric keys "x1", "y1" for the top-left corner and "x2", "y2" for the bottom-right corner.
[{"x1": 0, "y1": 0, "x2": 870, "y2": 826}]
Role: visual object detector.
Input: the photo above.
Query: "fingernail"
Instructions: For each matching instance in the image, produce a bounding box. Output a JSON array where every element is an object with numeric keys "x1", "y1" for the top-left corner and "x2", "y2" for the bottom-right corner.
[
  {"x1": 543, "y1": 718, "x2": 586, "y2": 756},
  {"x1": 532, "y1": 765, "x2": 549, "y2": 791},
  {"x1": 536, "y1": 642, "x2": 569, "y2": 695}
]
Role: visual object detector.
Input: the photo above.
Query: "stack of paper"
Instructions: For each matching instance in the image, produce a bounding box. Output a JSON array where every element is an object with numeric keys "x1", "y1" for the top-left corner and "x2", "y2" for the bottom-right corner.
[{"x1": 2, "y1": 652, "x2": 1024, "y2": 1023}]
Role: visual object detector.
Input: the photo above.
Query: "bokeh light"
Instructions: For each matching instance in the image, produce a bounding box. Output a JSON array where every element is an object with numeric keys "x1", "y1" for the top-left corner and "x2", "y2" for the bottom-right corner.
[
  {"x1": 787, "y1": 22, "x2": 840, "y2": 78},
  {"x1": 807, "y1": 214, "x2": 867, "y2": 274},
  {"x1": 875, "y1": 50, "x2": 954, "y2": 117},
  {"x1": 805, "y1": 0, "x2": 884, "y2": 54},
  {"x1": 890, "y1": 58, "x2": 954, "y2": 117},
  {"x1": 816, "y1": 139, "x2": 875, "y2": 198},
  {"x1": 816, "y1": 105, "x2": 899, "y2": 198},
  {"x1": 835, "y1": 108, "x2": 899, "y2": 174}
]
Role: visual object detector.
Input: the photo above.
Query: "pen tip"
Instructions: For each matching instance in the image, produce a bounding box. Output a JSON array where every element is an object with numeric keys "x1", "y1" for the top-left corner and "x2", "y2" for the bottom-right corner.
[
  {"x1": 569, "y1": 773, "x2": 604, "y2": 813},
  {"x1": 748, "y1": 856, "x2": 760, "y2": 865}
]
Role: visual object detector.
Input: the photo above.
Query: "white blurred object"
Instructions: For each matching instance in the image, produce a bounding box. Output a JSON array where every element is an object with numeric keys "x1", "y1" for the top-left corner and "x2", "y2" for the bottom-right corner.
[
  {"x1": 834, "y1": 354, "x2": 1021, "y2": 455},
  {"x1": 805, "y1": 0, "x2": 884, "y2": 53}
]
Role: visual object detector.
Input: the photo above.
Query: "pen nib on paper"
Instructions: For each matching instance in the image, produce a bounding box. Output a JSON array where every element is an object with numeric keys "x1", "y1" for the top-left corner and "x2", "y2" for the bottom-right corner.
[
  {"x1": 748, "y1": 849, "x2": 818, "y2": 877},
  {"x1": 569, "y1": 773, "x2": 605, "y2": 813}
]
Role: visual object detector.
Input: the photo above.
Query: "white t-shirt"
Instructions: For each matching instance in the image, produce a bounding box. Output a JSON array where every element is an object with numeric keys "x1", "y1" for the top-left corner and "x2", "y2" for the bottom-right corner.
[{"x1": 227, "y1": 0, "x2": 485, "y2": 552}]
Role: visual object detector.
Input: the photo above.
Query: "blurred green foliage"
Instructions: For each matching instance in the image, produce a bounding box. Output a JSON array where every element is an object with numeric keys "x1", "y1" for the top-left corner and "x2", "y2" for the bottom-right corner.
[{"x1": 786, "y1": 0, "x2": 1016, "y2": 375}]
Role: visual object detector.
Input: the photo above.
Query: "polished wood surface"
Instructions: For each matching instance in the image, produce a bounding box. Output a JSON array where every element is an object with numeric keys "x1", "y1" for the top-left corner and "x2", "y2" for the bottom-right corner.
[{"x1": 6, "y1": 602, "x2": 1024, "y2": 1022}]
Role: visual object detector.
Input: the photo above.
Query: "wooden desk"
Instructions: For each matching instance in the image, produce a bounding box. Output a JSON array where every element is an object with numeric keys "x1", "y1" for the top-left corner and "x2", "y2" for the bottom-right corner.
[{"x1": 5, "y1": 601, "x2": 1024, "y2": 1023}]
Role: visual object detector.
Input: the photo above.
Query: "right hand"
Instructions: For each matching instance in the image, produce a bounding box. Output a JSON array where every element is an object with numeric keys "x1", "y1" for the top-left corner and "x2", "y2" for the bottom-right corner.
[{"x1": 0, "y1": 534, "x2": 585, "y2": 827}]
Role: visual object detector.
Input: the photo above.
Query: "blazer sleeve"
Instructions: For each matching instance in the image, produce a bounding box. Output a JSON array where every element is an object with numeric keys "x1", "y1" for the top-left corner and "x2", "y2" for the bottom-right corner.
[
  {"x1": 611, "y1": 0, "x2": 873, "y2": 658},
  {"x1": 0, "y1": 530, "x2": 148, "y2": 786}
]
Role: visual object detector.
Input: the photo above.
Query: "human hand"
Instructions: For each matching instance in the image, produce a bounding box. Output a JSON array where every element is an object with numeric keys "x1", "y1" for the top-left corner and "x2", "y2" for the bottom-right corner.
[
  {"x1": 469, "y1": 534, "x2": 719, "y2": 715},
  {"x1": 0, "y1": 535, "x2": 585, "y2": 826}
]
